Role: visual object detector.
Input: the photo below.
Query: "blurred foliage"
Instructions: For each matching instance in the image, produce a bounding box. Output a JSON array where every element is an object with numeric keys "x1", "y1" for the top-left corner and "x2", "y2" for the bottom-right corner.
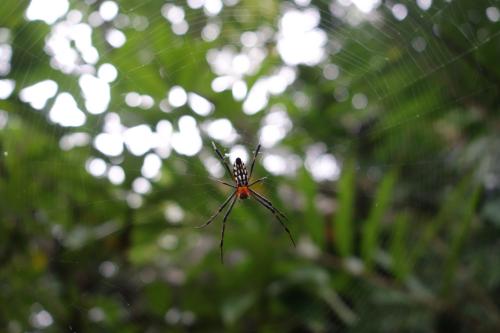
[{"x1": 1, "y1": 0, "x2": 500, "y2": 332}]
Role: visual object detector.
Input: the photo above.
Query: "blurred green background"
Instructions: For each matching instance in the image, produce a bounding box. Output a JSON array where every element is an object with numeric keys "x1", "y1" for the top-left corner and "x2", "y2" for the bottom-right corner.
[{"x1": 1, "y1": 0, "x2": 499, "y2": 332}]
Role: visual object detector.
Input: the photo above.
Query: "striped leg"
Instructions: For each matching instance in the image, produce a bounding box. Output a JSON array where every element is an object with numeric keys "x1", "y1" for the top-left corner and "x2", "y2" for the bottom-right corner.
[
  {"x1": 248, "y1": 176, "x2": 267, "y2": 187},
  {"x1": 196, "y1": 191, "x2": 236, "y2": 228},
  {"x1": 212, "y1": 141, "x2": 234, "y2": 179},
  {"x1": 249, "y1": 189, "x2": 288, "y2": 220},
  {"x1": 248, "y1": 144, "x2": 261, "y2": 180},
  {"x1": 209, "y1": 177, "x2": 236, "y2": 188},
  {"x1": 220, "y1": 195, "x2": 238, "y2": 263},
  {"x1": 250, "y1": 190, "x2": 296, "y2": 247}
]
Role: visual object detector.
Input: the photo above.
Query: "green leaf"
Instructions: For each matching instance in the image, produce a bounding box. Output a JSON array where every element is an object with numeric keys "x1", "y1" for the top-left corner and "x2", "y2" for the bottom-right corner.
[
  {"x1": 410, "y1": 178, "x2": 470, "y2": 268},
  {"x1": 442, "y1": 184, "x2": 480, "y2": 295},
  {"x1": 144, "y1": 281, "x2": 172, "y2": 316},
  {"x1": 221, "y1": 292, "x2": 257, "y2": 326},
  {"x1": 334, "y1": 160, "x2": 355, "y2": 256},
  {"x1": 299, "y1": 167, "x2": 324, "y2": 247},
  {"x1": 390, "y1": 213, "x2": 410, "y2": 280},
  {"x1": 362, "y1": 171, "x2": 397, "y2": 269}
]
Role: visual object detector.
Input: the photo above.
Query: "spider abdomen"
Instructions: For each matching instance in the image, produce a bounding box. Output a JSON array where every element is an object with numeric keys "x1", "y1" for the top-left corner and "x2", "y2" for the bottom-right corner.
[{"x1": 233, "y1": 157, "x2": 248, "y2": 187}]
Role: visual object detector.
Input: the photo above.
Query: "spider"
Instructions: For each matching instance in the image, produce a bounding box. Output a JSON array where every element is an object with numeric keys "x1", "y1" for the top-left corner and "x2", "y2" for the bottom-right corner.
[{"x1": 197, "y1": 141, "x2": 296, "y2": 263}]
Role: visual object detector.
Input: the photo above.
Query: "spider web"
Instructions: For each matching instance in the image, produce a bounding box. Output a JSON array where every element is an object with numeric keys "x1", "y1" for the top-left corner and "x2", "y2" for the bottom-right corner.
[{"x1": 0, "y1": 0, "x2": 498, "y2": 331}]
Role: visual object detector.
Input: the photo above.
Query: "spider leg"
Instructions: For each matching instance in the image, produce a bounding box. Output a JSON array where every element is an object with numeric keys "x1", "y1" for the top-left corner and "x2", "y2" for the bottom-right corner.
[
  {"x1": 249, "y1": 189, "x2": 288, "y2": 221},
  {"x1": 195, "y1": 191, "x2": 236, "y2": 228},
  {"x1": 250, "y1": 190, "x2": 296, "y2": 247},
  {"x1": 248, "y1": 176, "x2": 267, "y2": 187},
  {"x1": 209, "y1": 177, "x2": 236, "y2": 188},
  {"x1": 248, "y1": 144, "x2": 261, "y2": 180},
  {"x1": 212, "y1": 141, "x2": 234, "y2": 179},
  {"x1": 220, "y1": 195, "x2": 238, "y2": 263}
]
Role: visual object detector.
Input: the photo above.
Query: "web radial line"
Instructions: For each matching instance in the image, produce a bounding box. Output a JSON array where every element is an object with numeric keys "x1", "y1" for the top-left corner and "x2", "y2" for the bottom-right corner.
[
  {"x1": 251, "y1": 192, "x2": 296, "y2": 247},
  {"x1": 195, "y1": 191, "x2": 236, "y2": 229},
  {"x1": 249, "y1": 189, "x2": 288, "y2": 221},
  {"x1": 220, "y1": 195, "x2": 238, "y2": 263},
  {"x1": 212, "y1": 141, "x2": 233, "y2": 179},
  {"x1": 248, "y1": 177, "x2": 267, "y2": 187},
  {"x1": 248, "y1": 144, "x2": 261, "y2": 180}
]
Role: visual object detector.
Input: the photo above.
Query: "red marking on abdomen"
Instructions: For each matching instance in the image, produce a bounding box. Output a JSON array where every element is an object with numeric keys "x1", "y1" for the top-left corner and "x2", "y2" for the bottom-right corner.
[{"x1": 237, "y1": 186, "x2": 250, "y2": 199}]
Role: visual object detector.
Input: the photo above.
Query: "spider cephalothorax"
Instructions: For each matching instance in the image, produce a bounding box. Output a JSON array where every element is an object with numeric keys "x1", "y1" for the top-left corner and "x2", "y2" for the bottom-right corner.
[{"x1": 196, "y1": 142, "x2": 296, "y2": 263}]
